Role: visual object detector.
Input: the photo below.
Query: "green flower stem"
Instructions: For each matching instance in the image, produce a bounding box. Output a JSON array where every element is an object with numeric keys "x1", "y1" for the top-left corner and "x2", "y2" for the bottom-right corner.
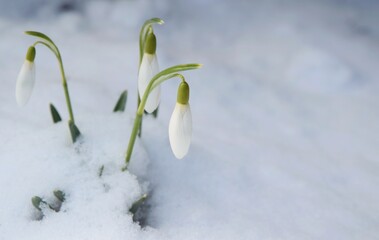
[
  {"x1": 151, "y1": 73, "x2": 185, "y2": 91},
  {"x1": 32, "y1": 40, "x2": 75, "y2": 123},
  {"x1": 122, "y1": 64, "x2": 202, "y2": 170},
  {"x1": 122, "y1": 114, "x2": 142, "y2": 171},
  {"x1": 59, "y1": 57, "x2": 75, "y2": 122}
]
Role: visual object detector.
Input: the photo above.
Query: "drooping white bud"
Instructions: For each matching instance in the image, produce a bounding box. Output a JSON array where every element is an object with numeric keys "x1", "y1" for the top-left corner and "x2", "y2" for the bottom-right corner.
[
  {"x1": 138, "y1": 53, "x2": 160, "y2": 113},
  {"x1": 16, "y1": 46, "x2": 36, "y2": 106},
  {"x1": 169, "y1": 81, "x2": 192, "y2": 159},
  {"x1": 138, "y1": 32, "x2": 160, "y2": 113}
]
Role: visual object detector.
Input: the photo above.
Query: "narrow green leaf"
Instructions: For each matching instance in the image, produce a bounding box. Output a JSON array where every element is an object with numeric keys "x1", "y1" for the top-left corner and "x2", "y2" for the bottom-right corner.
[
  {"x1": 49, "y1": 103, "x2": 62, "y2": 123},
  {"x1": 68, "y1": 120, "x2": 81, "y2": 143},
  {"x1": 129, "y1": 194, "x2": 148, "y2": 215},
  {"x1": 145, "y1": 18, "x2": 165, "y2": 25},
  {"x1": 25, "y1": 31, "x2": 55, "y2": 46},
  {"x1": 53, "y1": 190, "x2": 65, "y2": 202},
  {"x1": 98, "y1": 165, "x2": 104, "y2": 178},
  {"x1": 150, "y1": 63, "x2": 203, "y2": 92},
  {"x1": 113, "y1": 90, "x2": 128, "y2": 112},
  {"x1": 25, "y1": 31, "x2": 60, "y2": 57},
  {"x1": 158, "y1": 63, "x2": 202, "y2": 77},
  {"x1": 137, "y1": 63, "x2": 202, "y2": 115}
]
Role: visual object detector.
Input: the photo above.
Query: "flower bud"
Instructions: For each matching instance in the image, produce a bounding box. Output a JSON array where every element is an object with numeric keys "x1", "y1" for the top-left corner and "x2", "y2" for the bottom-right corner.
[
  {"x1": 26, "y1": 46, "x2": 36, "y2": 62},
  {"x1": 169, "y1": 82, "x2": 192, "y2": 159},
  {"x1": 144, "y1": 32, "x2": 156, "y2": 54},
  {"x1": 16, "y1": 46, "x2": 36, "y2": 106},
  {"x1": 138, "y1": 34, "x2": 160, "y2": 113},
  {"x1": 177, "y1": 81, "x2": 190, "y2": 104}
]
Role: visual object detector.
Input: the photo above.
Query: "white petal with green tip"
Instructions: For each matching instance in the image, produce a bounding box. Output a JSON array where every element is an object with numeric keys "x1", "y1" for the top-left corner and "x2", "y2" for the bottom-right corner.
[
  {"x1": 169, "y1": 103, "x2": 192, "y2": 159},
  {"x1": 16, "y1": 60, "x2": 35, "y2": 106},
  {"x1": 138, "y1": 53, "x2": 160, "y2": 113}
]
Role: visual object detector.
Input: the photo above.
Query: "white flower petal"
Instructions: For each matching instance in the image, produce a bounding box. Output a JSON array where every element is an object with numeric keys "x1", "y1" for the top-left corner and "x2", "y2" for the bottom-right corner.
[
  {"x1": 15, "y1": 60, "x2": 35, "y2": 106},
  {"x1": 138, "y1": 53, "x2": 160, "y2": 113},
  {"x1": 169, "y1": 103, "x2": 192, "y2": 159}
]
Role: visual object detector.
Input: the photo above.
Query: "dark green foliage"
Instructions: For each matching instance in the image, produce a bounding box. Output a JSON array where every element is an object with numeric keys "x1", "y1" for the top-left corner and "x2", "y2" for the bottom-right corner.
[
  {"x1": 31, "y1": 196, "x2": 45, "y2": 211},
  {"x1": 53, "y1": 190, "x2": 65, "y2": 202},
  {"x1": 113, "y1": 90, "x2": 128, "y2": 112},
  {"x1": 98, "y1": 165, "x2": 104, "y2": 178},
  {"x1": 129, "y1": 194, "x2": 147, "y2": 215},
  {"x1": 68, "y1": 120, "x2": 81, "y2": 143},
  {"x1": 49, "y1": 103, "x2": 62, "y2": 123},
  {"x1": 152, "y1": 106, "x2": 159, "y2": 118}
]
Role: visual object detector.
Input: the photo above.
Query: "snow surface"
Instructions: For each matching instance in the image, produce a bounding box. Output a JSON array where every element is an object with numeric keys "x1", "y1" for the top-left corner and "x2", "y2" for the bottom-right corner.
[{"x1": 1, "y1": 0, "x2": 379, "y2": 239}]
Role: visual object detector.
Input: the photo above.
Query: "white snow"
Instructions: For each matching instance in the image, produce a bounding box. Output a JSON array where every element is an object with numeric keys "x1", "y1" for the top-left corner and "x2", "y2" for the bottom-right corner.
[{"x1": 1, "y1": 0, "x2": 379, "y2": 239}]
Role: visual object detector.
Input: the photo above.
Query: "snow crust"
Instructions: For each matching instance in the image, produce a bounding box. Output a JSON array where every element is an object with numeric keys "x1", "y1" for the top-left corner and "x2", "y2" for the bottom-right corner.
[{"x1": 1, "y1": 0, "x2": 379, "y2": 239}]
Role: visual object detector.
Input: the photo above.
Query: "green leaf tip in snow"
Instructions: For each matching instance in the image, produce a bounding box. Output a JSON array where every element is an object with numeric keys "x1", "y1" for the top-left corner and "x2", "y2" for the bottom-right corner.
[
  {"x1": 152, "y1": 105, "x2": 159, "y2": 118},
  {"x1": 49, "y1": 103, "x2": 62, "y2": 123},
  {"x1": 113, "y1": 90, "x2": 128, "y2": 112},
  {"x1": 53, "y1": 190, "x2": 65, "y2": 202},
  {"x1": 31, "y1": 196, "x2": 45, "y2": 211},
  {"x1": 98, "y1": 165, "x2": 104, "y2": 178},
  {"x1": 129, "y1": 194, "x2": 148, "y2": 215},
  {"x1": 68, "y1": 120, "x2": 81, "y2": 143}
]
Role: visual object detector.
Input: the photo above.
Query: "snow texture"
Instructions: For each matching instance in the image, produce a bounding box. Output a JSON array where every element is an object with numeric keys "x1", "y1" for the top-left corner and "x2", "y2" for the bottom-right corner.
[{"x1": 0, "y1": 0, "x2": 379, "y2": 239}]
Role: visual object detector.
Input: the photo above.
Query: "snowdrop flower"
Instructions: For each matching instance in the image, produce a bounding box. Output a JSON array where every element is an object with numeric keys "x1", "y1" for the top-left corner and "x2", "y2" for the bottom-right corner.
[
  {"x1": 16, "y1": 46, "x2": 36, "y2": 106},
  {"x1": 169, "y1": 81, "x2": 192, "y2": 159},
  {"x1": 138, "y1": 32, "x2": 160, "y2": 113}
]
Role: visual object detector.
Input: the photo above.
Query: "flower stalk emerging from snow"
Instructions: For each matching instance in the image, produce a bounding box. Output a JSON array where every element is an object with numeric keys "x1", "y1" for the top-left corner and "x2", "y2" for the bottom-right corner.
[
  {"x1": 122, "y1": 66, "x2": 201, "y2": 171},
  {"x1": 18, "y1": 31, "x2": 81, "y2": 142},
  {"x1": 120, "y1": 18, "x2": 201, "y2": 170},
  {"x1": 16, "y1": 46, "x2": 36, "y2": 106},
  {"x1": 169, "y1": 81, "x2": 192, "y2": 159}
]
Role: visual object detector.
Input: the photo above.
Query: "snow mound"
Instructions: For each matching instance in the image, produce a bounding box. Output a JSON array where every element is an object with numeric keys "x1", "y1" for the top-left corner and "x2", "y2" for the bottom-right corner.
[{"x1": 0, "y1": 115, "x2": 152, "y2": 240}]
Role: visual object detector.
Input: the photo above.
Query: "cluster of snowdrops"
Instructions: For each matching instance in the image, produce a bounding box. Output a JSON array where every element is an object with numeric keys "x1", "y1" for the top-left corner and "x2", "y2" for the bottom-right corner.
[{"x1": 15, "y1": 18, "x2": 201, "y2": 219}]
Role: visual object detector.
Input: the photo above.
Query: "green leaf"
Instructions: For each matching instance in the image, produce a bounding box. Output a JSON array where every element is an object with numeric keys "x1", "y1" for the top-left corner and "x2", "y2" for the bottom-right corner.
[
  {"x1": 145, "y1": 18, "x2": 165, "y2": 25},
  {"x1": 49, "y1": 103, "x2": 62, "y2": 123},
  {"x1": 150, "y1": 63, "x2": 203, "y2": 92},
  {"x1": 98, "y1": 165, "x2": 104, "y2": 178},
  {"x1": 152, "y1": 106, "x2": 159, "y2": 118},
  {"x1": 53, "y1": 190, "x2": 65, "y2": 202},
  {"x1": 139, "y1": 18, "x2": 164, "y2": 64},
  {"x1": 113, "y1": 90, "x2": 128, "y2": 112},
  {"x1": 25, "y1": 31, "x2": 55, "y2": 46},
  {"x1": 68, "y1": 120, "x2": 81, "y2": 143},
  {"x1": 25, "y1": 31, "x2": 60, "y2": 57},
  {"x1": 129, "y1": 194, "x2": 148, "y2": 215},
  {"x1": 137, "y1": 63, "x2": 202, "y2": 115},
  {"x1": 31, "y1": 196, "x2": 44, "y2": 211}
]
